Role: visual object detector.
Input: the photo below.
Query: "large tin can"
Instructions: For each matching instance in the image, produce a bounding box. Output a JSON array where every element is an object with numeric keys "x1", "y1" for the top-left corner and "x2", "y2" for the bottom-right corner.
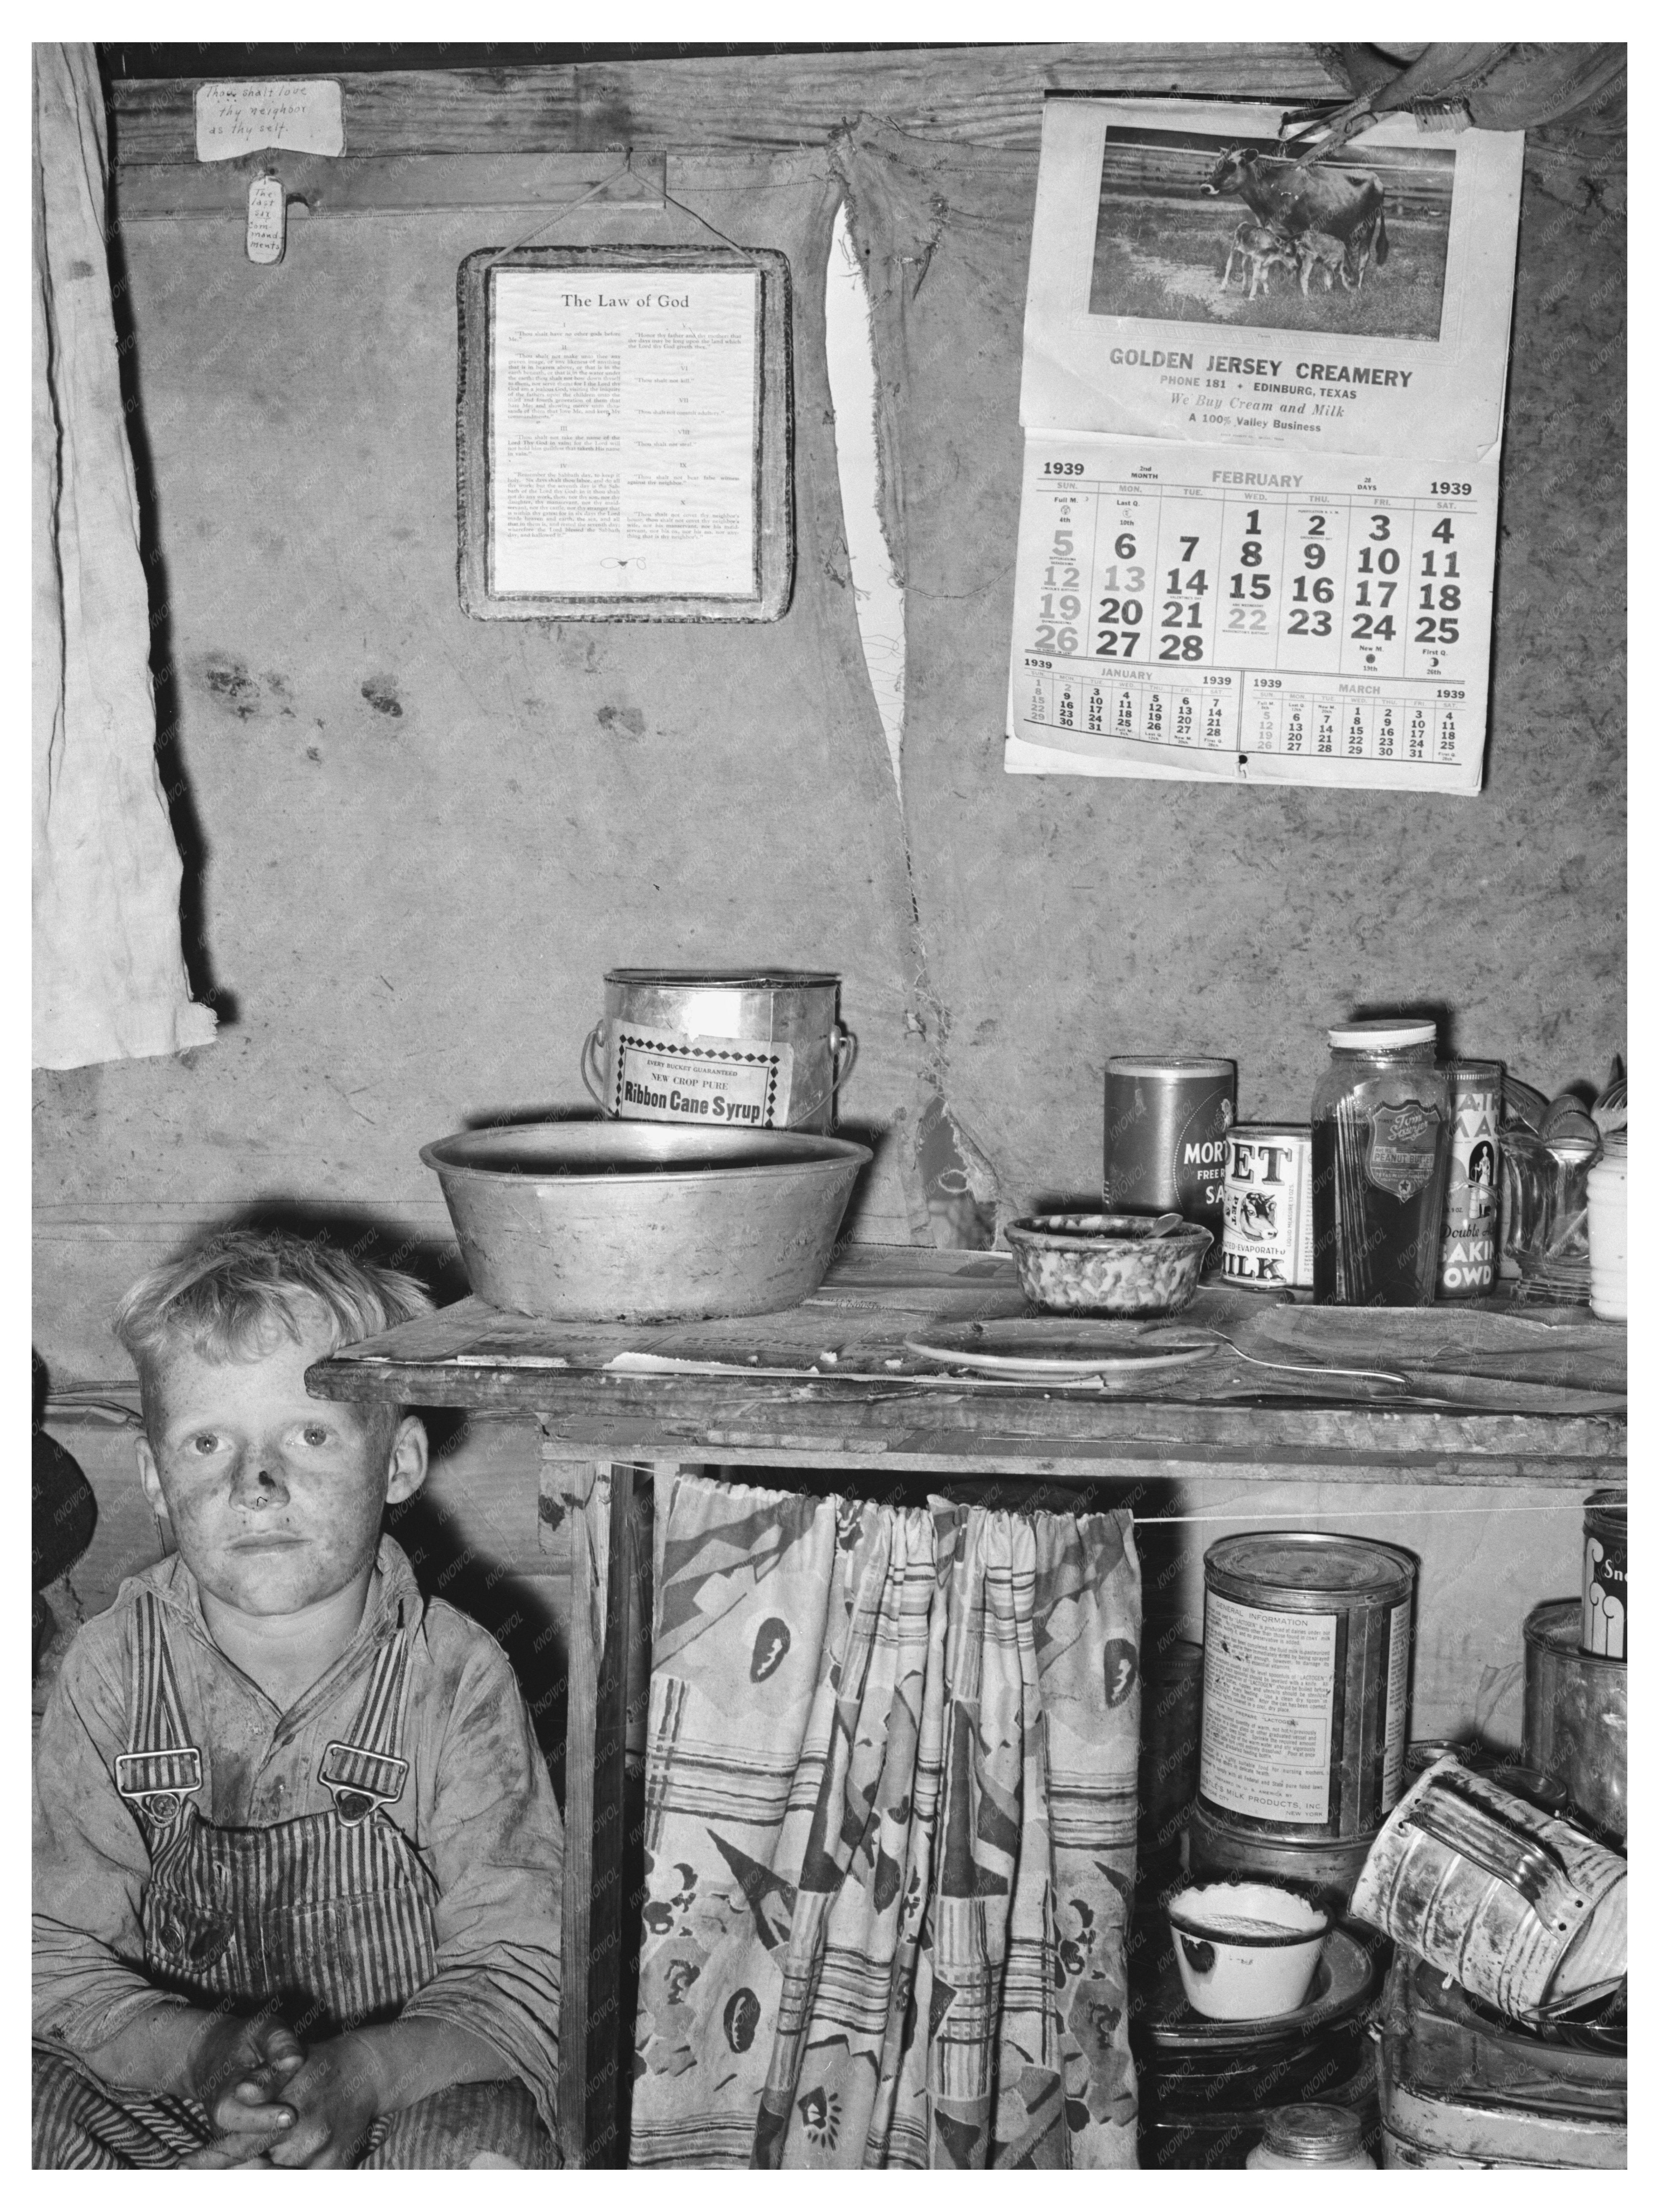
[
  {"x1": 582, "y1": 969, "x2": 855, "y2": 1134},
  {"x1": 1437, "y1": 1059, "x2": 1503, "y2": 1298},
  {"x1": 1221, "y1": 1124, "x2": 1314, "y2": 1290},
  {"x1": 1200, "y1": 1532, "x2": 1416, "y2": 1846},
  {"x1": 1580, "y1": 1489, "x2": 1627, "y2": 1659},
  {"x1": 1350, "y1": 1759, "x2": 1627, "y2": 2022},
  {"x1": 1103, "y1": 1056, "x2": 1235, "y2": 1247},
  {"x1": 1524, "y1": 1599, "x2": 1626, "y2": 1841}
]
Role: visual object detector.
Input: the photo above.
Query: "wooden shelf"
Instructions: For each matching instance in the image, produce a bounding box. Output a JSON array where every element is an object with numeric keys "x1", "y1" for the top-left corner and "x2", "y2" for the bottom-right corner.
[
  {"x1": 310, "y1": 1244, "x2": 1623, "y2": 2165},
  {"x1": 310, "y1": 1245, "x2": 1625, "y2": 1486}
]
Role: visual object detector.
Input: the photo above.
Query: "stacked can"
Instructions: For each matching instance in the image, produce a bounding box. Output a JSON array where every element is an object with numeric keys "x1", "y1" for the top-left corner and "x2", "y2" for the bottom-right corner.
[
  {"x1": 1192, "y1": 1532, "x2": 1417, "y2": 1902},
  {"x1": 1437, "y1": 1059, "x2": 1503, "y2": 1298},
  {"x1": 1221, "y1": 1126, "x2": 1315, "y2": 1290},
  {"x1": 1103, "y1": 1056, "x2": 1235, "y2": 1257},
  {"x1": 1580, "y1": 1490, "x2": 1627, "y2": 1660}
]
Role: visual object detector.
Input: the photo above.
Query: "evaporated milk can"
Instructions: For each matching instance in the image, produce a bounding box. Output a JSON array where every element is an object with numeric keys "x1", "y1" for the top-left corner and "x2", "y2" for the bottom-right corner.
[
  {"x1": 1222, "y1": 1125, "x2": 1314, "y2": 1290},
  {"x1": 1438, "y1": 1059, "x2": 1503, "y2": 1297},
  {"x1": 1103, "y1": 1056, "x2": 1235, "y2": 1249}
]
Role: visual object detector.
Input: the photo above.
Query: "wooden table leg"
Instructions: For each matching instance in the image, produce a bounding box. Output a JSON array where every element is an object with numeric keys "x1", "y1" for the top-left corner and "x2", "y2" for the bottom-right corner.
[
  {"x1": 585, "y1": 1459, "x2": 634, "y2": 2164},
  {"x1": 541, "y1": 1443, "x2": 602, "y2": 2168}
]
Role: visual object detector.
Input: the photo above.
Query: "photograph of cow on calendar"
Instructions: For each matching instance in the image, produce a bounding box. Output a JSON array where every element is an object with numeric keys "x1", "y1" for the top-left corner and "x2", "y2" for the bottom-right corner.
[{"x1": 1086, "y1": 127, "x2": 1454, "y2": 341}]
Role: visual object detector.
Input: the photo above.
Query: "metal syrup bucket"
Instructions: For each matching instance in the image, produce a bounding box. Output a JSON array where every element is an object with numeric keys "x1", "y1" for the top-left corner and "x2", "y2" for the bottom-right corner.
[
  {"x1": 1349, "y1": 1758, "x2": 1627, "y2": 2022},
  {"x1": 582, "y1": 969, "x2": 856, "y2": 1135}
]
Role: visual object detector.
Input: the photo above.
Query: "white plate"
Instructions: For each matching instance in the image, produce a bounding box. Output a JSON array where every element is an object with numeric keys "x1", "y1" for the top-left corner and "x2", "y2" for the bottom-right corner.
[{"x1": 902, "y1": 1328, "x2": 1218, "y2": 1377}]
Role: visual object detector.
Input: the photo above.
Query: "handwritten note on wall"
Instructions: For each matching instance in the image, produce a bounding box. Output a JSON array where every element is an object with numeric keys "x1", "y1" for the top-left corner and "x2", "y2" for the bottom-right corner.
[{"x1": 194, "y1": 81, "x2": 344, "y2": 162}]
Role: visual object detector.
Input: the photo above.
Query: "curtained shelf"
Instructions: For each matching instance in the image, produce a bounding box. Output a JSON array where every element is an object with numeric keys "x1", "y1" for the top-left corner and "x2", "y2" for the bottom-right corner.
[{"x1": 312, "y1": 1242, "x2": 1624, "y2": 2167}]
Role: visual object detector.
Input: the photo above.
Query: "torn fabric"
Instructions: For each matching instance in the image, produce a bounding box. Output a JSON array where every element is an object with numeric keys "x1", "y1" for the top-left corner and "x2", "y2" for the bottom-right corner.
[{"x1": 33, "y1": 43, "x2": 215, "y2": 1069}]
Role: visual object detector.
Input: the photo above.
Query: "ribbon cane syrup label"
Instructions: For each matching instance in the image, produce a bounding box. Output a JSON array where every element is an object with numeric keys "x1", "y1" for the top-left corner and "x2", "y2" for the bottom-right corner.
[{"x1": 610, "y1": 1023, "x2": 793, "y2": 1128}]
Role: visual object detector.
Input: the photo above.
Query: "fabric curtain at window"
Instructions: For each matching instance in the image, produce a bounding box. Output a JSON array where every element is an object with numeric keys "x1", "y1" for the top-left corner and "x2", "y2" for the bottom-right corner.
[
  {"x1": 630, "y1": 1473, "x2": 1141, "y2": 2169},
  {"x1": 33, "y1": 43, "x2": 216, "y2": 1070}
]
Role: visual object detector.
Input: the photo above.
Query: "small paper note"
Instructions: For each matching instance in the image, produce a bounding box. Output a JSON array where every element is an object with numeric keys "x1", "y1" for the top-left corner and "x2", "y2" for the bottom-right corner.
[
  {"x1": 246, "y1": 175, "x2": 285, "y2": 265},
  {"x1": 195, "y1": 80, "x2": 344, "y2": 162}
]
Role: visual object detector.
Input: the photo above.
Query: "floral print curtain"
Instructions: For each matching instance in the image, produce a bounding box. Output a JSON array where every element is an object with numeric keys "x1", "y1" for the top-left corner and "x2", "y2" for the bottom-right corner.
[{"x1": 630, "y1": 1474, "x2": 1141, "y2": 2169}]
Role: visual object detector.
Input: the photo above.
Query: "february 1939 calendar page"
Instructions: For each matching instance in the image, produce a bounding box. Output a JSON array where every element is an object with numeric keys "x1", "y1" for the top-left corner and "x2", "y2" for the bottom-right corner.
[{"x1": 1006, "y1": 98, "x2": 1525, "y2": 791}]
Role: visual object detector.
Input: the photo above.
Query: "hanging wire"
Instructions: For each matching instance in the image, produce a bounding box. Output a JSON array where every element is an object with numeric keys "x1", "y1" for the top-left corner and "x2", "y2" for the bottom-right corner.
[{"x1": 475, "y1": 148, "x2": 765, "y2": 273}]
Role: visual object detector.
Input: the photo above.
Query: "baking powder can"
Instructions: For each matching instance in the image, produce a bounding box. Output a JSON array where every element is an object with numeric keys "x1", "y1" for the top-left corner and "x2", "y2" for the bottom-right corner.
[
  {"x1": 1200, "y1": 1531, "x2": 1416, "y2": 1841},
  {"x1": 1437, "y1": 1059, "x2": 1502, "y2": 1297},
  {"x1": 1103, "y1": 1056, "x2": 1235, "y2": 1248},
  {"x1": 1580, "y1": 1489, "x2": 1627, "y2": 1660},
  {"x1": 1221, "y1": 1125, "x2": 1314, "y2": 1290}
]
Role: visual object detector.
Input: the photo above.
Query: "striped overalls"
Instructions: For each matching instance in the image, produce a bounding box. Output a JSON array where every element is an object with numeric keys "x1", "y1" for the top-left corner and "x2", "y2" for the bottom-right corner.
[{"x1": 33, "y1": 1591, "x2": 552, "y2": 2169}]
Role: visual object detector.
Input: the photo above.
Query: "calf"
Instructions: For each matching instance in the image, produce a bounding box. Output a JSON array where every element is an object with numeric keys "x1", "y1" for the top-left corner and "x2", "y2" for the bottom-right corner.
[
  {"x1": 1203, "y1": 146, "x2": 1389, "y2": 293},
  {"x1": 1292, "y1": 228, "x2": 1352, "y2": 295},
  {"x1": 1223, "y1": 218, "x2": 1298, "y2": 301}
]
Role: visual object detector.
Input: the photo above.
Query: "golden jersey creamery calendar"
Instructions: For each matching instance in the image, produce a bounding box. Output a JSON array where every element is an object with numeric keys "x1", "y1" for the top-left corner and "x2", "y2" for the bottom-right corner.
[{"x1": 1008, "y1": 98, "x2": 1524, "y2": 792}]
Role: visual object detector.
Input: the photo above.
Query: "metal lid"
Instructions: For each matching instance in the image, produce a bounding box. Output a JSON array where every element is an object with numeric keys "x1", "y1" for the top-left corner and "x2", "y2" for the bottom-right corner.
[
  {"x1": 1327, "y1": 1018, "x2": 1437, "y2": 1049},
  {"x1": 1104, "y1": 1056, "x2": 1236, "y2": 1077},
  {"x1": 1584, "y1": 1488, "x2": 1627, "y2": 1525},
  {"x1": 604, "y1": 968, "x2": 840, "y2": 989},
  {"x1": 1205, "y1": 1530, "x2": 1416, "y2": 1600},
  {"x1": 1261, "y1": 2105, "x2": 1363, "y2": 2162},
  {"x1": 1228, "y1": 1122, "x2": 1311, "y2": 1140}
]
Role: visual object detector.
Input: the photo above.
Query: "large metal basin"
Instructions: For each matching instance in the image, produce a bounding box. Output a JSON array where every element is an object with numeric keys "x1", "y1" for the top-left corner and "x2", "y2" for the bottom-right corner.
[{"x1": 420, "y1": 1120, "x2": 872, "y2": 1322}]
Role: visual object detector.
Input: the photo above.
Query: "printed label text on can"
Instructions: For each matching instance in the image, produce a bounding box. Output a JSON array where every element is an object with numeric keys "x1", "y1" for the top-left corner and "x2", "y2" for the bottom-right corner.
[
  {"x1": 611, "y1": 1023, "x2": 792, "y2": 1126},
  {"x1": 1200, "y1": 1591, "x2": 1336, "y2": 1825}
]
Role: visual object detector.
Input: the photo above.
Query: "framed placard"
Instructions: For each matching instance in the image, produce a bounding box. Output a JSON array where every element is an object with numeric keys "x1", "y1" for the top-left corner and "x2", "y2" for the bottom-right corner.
[{"x1": 457, "y1": 246, "x2": 793, "y2": 621}]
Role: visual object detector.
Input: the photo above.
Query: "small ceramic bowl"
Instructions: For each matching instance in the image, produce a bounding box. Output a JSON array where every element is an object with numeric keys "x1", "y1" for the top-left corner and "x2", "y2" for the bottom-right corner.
[
  {"x1": 1003, "y1": 1213, "x2": 1213, "y2": 1317},
  {"x1": 1166, "y1": 1880, "x2": 1331, "y2": 2021}
]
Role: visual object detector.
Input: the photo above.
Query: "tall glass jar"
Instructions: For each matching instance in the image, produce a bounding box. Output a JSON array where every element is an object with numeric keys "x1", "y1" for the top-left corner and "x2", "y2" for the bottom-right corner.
[{"x1": 1312, "y1": 1020, "x2": 1452, "y2": 1305}]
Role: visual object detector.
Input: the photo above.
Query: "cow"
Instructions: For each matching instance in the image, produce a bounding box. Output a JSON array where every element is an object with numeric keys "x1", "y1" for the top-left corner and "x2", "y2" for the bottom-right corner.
[
  {"x1": 1222, "y1": 218, "x2": 1299, "y2": 300},
  {"x1": 1202, "y1": 147, "x2": 1389, "y2": 293}
]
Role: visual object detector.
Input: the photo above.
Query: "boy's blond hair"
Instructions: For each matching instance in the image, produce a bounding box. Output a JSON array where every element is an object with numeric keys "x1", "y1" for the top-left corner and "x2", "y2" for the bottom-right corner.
[{"x1": 115, "y1": 1227, "x2": 432, "y2": 1426}]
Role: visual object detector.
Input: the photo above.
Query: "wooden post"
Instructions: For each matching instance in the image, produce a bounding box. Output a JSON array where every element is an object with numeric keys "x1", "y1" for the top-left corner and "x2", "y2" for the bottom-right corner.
[
  {"x1": 584, "y1": 1459, "x2": 634, "y2": 2164},
  {"x1": 540, "y1": 1442, "x2": 603, "y2": 2167}
]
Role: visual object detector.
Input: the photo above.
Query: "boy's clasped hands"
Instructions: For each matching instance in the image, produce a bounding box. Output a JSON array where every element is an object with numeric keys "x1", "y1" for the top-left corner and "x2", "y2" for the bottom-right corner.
[{"x1": 185, "y1": 2013, "x2": 384, "y2": 2169}]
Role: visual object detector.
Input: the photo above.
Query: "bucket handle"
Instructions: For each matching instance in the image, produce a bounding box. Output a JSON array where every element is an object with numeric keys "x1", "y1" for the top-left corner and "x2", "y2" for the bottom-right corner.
[
  {"x1": 790, "y1": 1024, "x2": 859, "y2": 1127},
  {"x1": 1404, "y1": 1772, "x2": 1584, "y2": 1921},
  {"x1": 580, "y1": 1022, "x2": 609, "y2": 1112}
]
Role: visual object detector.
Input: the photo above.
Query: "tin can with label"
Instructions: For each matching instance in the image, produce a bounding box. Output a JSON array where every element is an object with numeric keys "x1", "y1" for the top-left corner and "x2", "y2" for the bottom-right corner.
[
  {"x1": 1580, "y1": 1489, "x2": 1627, "y2": 1660},
  {"x1": 1200, "y1": 1531, "x2": 1416, "y2": 1844},
  {"x1": 1103, "y1": 1056, "x2": 1236, "y2": 1249},
  {"x1": 581, "y1": 970, "x2": 856, "y2": 1134},
  {"x1": 1438, "y1": 1059, "x2": 1503, "y2": 1298},
  {"x1": 1221, "y1": 1125, "x2": 1314, "y2": 1290}
]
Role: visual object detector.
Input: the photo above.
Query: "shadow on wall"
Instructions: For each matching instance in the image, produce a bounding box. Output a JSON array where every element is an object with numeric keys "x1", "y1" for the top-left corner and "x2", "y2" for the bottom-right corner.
[{"x1": 102, "y1": 209, "x2": 233, "y2": 1028}]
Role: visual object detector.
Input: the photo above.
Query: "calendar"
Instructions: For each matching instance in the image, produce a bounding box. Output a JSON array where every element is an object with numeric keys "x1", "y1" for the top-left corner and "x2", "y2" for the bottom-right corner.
[
  {"x1": 1007, "y1": 438, "x2": 1497, "y2": 790},
  {"x1": 1007, "y1": 98, "x2": 1523, "y2": 792}
]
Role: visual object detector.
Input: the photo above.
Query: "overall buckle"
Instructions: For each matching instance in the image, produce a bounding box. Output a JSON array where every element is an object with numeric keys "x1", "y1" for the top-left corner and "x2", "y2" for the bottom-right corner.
[
  {"x1": 114, "y1": 1748, "x2": 203, "y2": 1828},
  {"x1": 318, "y1": 1741, "x2": 409, "y2": 1827}
]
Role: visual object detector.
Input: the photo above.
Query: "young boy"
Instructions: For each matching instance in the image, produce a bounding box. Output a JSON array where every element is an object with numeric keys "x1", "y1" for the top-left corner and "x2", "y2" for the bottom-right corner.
[{"x1": 33, "y1": 1229, "x2": 564, "y2": 2169}]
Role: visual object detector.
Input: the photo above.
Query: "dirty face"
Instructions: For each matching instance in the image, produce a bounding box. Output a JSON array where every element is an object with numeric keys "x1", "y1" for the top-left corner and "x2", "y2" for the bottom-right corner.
[{"x1": 136, "y1": 1315, "x2": 426, "y2": 1619}]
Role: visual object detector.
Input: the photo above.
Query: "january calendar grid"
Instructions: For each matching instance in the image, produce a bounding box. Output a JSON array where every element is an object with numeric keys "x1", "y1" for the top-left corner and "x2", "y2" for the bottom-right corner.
[{"x1": 1008, "y1": 441, "x2": 1497, "y2": 790}]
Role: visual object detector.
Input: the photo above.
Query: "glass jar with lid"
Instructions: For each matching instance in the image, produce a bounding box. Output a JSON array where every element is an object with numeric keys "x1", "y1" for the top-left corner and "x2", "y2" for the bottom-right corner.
[
  {"x1": 1246, "y1": 2103, "x2": 1374, "y2": 2169},
  {"x1": 1312, "y1": 1018, "x2": 1452, "y2": 1305}
]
